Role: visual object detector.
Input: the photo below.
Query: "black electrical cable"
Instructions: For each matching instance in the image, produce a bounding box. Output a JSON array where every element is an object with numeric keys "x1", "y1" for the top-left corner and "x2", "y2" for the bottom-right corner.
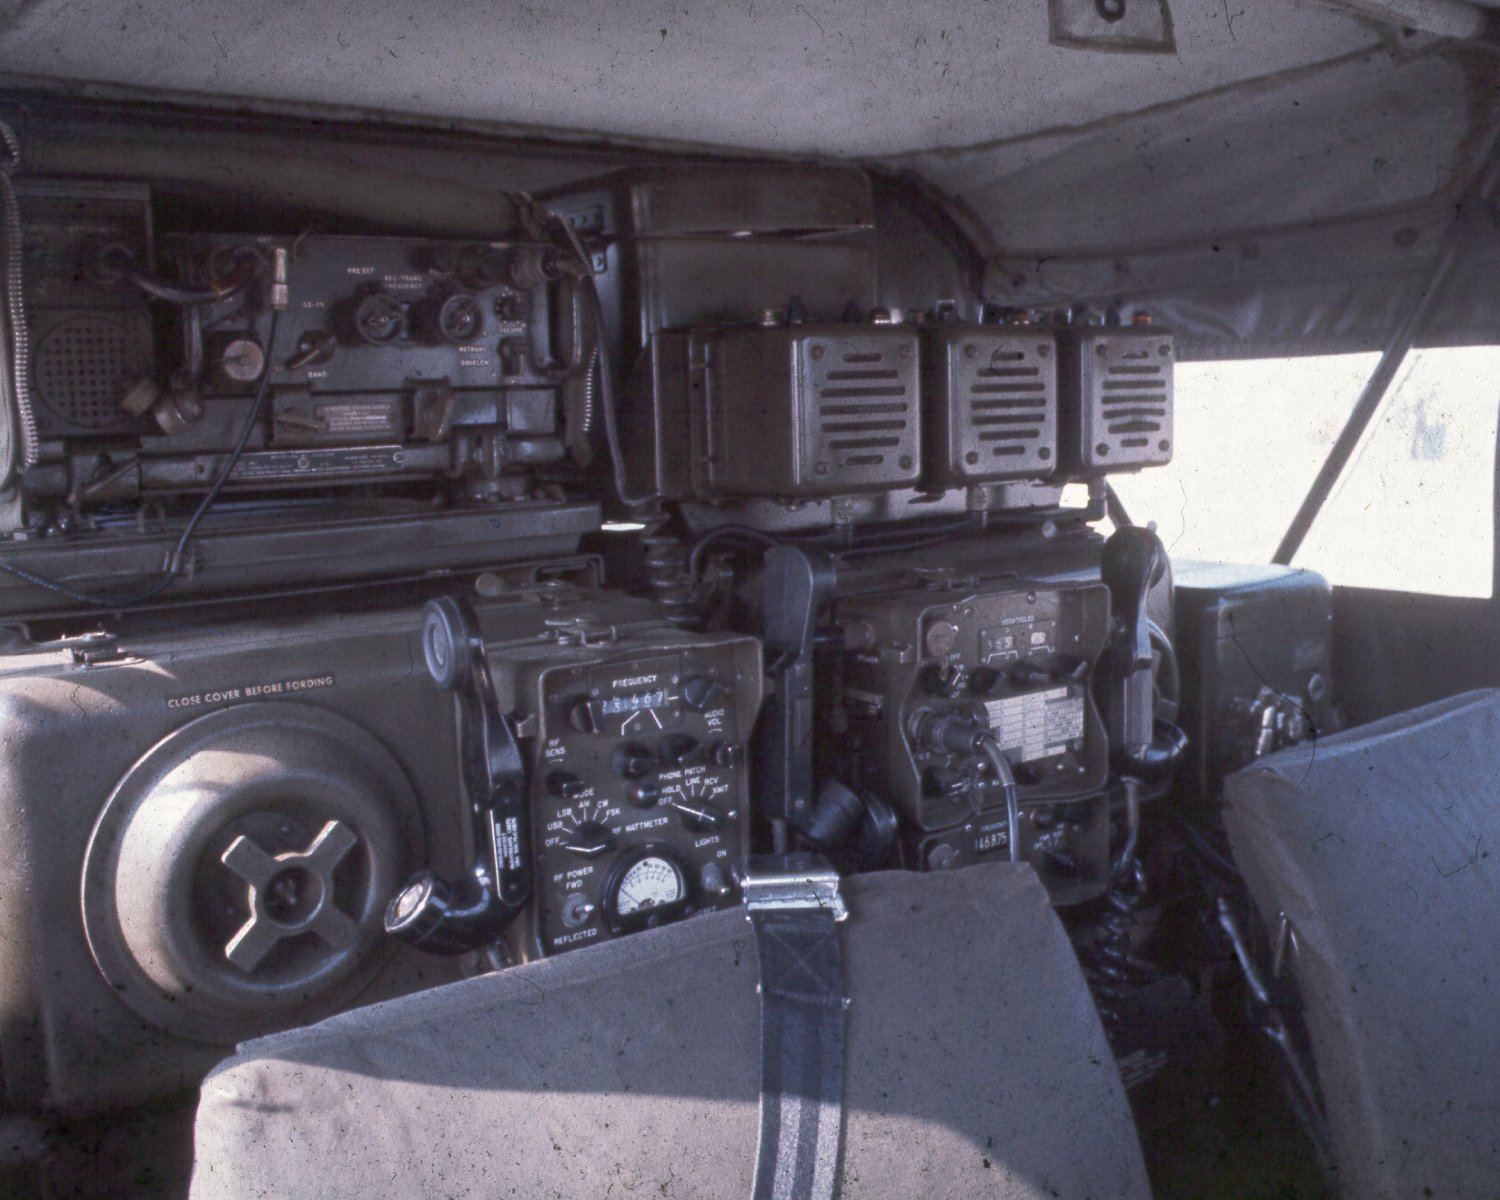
[
  {"x1": 0, "y1": 310, "x2": 282, "y2": 608},
  {"x1": 687, "y1": 512, "x2": 990, "y2": 582},
  {"x1": 99, "y1": 242, "x2": 262, "y2": 308},
  {"x1": 1168, "y1": 811, "x2": 1243, "y2": 881},
  {"x1": 127, "y1": 273, "x2": 234, "y2": 307},
  {"x1": 687, "y1": 527, "x2": 781, "y2": 579},
  {"x1": 0, "y1": 119, "x2": 35, "y2": 473},
  {"x1": 978, "y1": 734, "x2": 1022, "y2": 864}
]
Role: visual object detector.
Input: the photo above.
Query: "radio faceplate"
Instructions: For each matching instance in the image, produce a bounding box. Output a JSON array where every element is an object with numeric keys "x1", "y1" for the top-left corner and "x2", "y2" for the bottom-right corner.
[
  {"x1": 831, "y1": 570, "x2": 1111, "y2": 899},
  {"x1": 522, "y1": 635, "x2": 763, "y2": 956}
]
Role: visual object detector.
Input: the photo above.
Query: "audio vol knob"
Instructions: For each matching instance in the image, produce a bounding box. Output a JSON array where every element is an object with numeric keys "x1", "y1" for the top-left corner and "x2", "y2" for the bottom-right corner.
[{"x1": 680, "y1": 675, "x2": 723, "y2": 712}]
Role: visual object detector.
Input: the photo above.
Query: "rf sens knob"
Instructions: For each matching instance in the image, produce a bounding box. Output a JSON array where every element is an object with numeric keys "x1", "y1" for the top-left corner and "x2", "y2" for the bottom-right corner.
[
  {"x1": 565, "y1": 698, "x2": 598, "y2": 734},
  {"x1": 545, "y1": 771, "x2": 586, "y2": 799}
]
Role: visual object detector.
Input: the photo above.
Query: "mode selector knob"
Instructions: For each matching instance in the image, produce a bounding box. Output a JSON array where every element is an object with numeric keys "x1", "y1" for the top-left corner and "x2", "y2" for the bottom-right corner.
[
  {"x1": 560, "y1": 820, "x2": 613, "y2": 859},
  {"x1": 680, "y1": 675, "x2": 723, "y2": 712}
]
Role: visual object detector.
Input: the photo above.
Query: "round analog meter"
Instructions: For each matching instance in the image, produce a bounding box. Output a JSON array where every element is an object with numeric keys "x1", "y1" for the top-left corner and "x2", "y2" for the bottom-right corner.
[{"x1": 604, "y1": 846, "x2": 692, "y2": 933}]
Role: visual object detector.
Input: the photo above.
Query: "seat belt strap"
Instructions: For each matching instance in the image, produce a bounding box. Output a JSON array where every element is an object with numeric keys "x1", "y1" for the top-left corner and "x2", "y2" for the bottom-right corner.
[{"x1": 743, "y1": 854, "x2": 848, "y2": 1200}]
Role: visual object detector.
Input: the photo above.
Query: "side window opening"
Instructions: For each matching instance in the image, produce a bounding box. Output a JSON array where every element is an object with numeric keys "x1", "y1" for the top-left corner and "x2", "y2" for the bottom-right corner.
[{"x1": 1109, "y1": 349, "x2": 1499, "y2": 599}]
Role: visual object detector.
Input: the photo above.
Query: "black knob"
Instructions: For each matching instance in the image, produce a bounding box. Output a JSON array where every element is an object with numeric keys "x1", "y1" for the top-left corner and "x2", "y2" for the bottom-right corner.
[
  {"x1": 494, "y1": 293, "x2": 528, "y2": 322},
  {"x1": 437, "y1": 293, "x2": 484, "y2": 344},
  {"x1": 968, "y1": 666, "x2": 1001, "y2": 696},
  {"x1": 922, "y1": 765, "x2": 970, "y2": 798},
  {"x1": 499, "y1": 336, "x2": 528, "y2": 375},
  {"x1": 1008, "y1": 661, "x2": 1053, "y2": 687},
  {"x1": 671, "y1": 798, "x2": 728, "y2": 833},
  {"x1": 680, "y1": 675, "x2": 723, "y2": 712},
  {"x1": 710, "y1": 741, "x2": 743, "y2": 769},
  {"x1": 560, "y1": 820, "x2": 613, "y2": 858},
  {"x1": 920, "y1": 663, "x2": 968, "y2": 698},
  {"x1": 566, "y1": 698, "x2": 597, "y2": 734},
  {"x1": 614, "y1": 741, "x2": 655, "y2": 779},
  {"x1": 662, "y1": 734, "x2": 704, "y2": 766},
  {"x1": 629, "y1": 782, "x2": 661, "y2": 809},
  {"x1": 699, "y1": 862, "x2": 734, "y2": 900},
  {"x1": 545, "y1": 771, "x2": 586, "y2": 799},
  {"x1": 353, "y1": 291, "x2": 406, "y2": 345}
]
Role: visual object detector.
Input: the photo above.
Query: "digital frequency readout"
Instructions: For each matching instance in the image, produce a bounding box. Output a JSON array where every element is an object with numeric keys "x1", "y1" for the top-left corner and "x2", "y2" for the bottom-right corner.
[{"x1": 599, "y1": 689, "x2": 669, "y2": 716}]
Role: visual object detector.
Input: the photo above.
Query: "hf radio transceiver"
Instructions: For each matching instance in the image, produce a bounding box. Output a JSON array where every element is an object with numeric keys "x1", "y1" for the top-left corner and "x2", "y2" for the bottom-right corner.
[{"x1": 388, "y1": 590, "x2": 763, "y2": 961}]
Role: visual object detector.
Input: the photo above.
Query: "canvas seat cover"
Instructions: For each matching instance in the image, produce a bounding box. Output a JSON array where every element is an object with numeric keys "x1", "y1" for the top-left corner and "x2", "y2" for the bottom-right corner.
[
  {"x1": 1224, "y1": 689, "x2": 1500, "y2": 1199},
  {"x1": 190, "y1": 863, "x2": 1149, "y2": 1199}
]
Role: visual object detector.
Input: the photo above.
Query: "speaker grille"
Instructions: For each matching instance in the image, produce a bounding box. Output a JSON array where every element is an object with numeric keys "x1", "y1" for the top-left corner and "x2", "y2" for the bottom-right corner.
[
  {"x1": 33, "y1": 314, "x2": 142, "y2": 432},
  {"x1": 1070, "y1": 329, "x2": 1174, "y2": 473},
  {"x1": 807, "y1": 335, "x2": 920, "y2": 485}
]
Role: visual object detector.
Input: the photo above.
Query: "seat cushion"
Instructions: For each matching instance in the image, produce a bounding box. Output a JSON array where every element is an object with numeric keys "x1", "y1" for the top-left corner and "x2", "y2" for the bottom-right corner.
[
  {"x1": 191, "y1": 863, "x2": 1148, "y2": 1200},
  {"x1": 1224, "y1": 689, "x2": 1500, "y2": 1200}
]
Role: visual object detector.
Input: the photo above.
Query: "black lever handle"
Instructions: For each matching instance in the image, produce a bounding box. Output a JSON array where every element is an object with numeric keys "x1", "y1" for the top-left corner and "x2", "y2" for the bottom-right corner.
[
  {"x1": 753, "y1": 544, "x2": 836, "y2": 829},
  {"x1": 385, "y1": 595, "x2": 531, "y2": 952},
  {"x1": 1098, "y1": 527, "x2": 1186, "y2": 783}
]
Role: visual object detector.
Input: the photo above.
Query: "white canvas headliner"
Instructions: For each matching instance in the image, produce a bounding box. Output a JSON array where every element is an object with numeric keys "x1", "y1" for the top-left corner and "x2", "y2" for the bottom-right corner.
[
  {"x1": 0, "y1": 0, "x2": 1401, "y2": 158},
  {"x1": 0, "y1": 0, "x2": 1496, "y2": 336}
]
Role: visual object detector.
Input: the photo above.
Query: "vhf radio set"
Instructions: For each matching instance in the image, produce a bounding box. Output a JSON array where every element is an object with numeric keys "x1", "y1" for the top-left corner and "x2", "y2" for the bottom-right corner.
[
  {"x1": 0, "y1": 159, "x2": 1182, "y2": 1119},
  {"x1": 3, "y1": 181, "x2": 599, "y2": 615}
]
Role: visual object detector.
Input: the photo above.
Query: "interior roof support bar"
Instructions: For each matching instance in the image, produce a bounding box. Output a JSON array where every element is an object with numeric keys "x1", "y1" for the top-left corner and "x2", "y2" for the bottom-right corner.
[{"x1": 1273, "y1": 140, "x2": 1500, "y2": 567}]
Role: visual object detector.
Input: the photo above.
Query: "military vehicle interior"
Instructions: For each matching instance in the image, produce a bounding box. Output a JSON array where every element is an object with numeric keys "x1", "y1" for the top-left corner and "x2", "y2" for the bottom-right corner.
[{"x1": 0, "y1": 1, "x2": 1498, "y2": 1196}]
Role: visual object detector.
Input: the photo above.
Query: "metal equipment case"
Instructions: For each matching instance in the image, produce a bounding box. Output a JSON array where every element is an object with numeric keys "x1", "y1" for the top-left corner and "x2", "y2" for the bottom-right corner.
[{"x1": 1173, "y1": 560, "x2": 1337, "y2": 797}]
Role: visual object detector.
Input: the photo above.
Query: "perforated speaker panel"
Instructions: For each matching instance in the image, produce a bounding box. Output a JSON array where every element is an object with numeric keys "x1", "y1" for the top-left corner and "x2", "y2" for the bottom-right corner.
[{"x1": 33, "y1": 311, "x2": 149, "y2": 434}]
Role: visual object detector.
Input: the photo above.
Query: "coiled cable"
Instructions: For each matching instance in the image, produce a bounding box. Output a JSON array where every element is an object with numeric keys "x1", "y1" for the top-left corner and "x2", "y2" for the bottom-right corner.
[
  {"x1": 0, "y1": 120, "x2": 36, "y2": 472},
  {"x1": 639, "y1": 503, "x2": 698, "y2": 629}
]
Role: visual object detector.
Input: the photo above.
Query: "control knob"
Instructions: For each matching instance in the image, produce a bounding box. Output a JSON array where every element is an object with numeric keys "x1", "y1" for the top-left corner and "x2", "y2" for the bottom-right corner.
[
  {"x1": 662, "y1": 734, "x2": 704, "y2": 767},
  {"x1": 560, "y1": 820, "x2": 613, "y2": 859},
  {"x1": 545, "y1": 771, "x2": 586, "y2": 799},
  {"x1": 680, "y1": 675, "x2": 723, "y2": 712},
  {"x1": 613, "y1": 742, "x2": 655, "y2": 779}
]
